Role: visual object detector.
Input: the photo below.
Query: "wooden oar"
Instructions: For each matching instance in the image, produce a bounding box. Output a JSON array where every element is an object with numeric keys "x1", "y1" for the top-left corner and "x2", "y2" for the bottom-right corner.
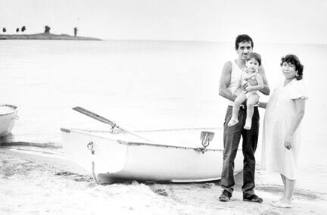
[{"x1": 72, "y1": 106, "x2": 153, "y2": 142}]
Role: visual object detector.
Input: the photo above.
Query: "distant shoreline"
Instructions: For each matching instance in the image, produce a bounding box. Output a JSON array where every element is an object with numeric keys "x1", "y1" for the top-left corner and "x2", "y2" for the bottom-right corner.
[{"x1": 0, "y1": 33, "x2": 101, "y2": 41}]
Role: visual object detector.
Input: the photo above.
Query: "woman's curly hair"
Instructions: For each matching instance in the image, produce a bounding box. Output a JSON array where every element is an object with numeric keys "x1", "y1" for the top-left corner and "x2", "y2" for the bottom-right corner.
[{"x1": 281, "y1": 54, "x2": 304, "y2": 80}]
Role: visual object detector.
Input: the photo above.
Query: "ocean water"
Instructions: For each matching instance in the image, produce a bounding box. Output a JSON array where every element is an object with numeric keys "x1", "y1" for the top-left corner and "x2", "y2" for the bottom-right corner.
[{"x1": 1, "y1": 40, "x2": 326, "y2": 192}]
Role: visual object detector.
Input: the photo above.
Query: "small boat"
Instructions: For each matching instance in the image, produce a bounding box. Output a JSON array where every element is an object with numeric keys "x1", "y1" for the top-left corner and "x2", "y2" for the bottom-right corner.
[
  {"x1": 61, "y1": 107, "x2": 243, "y2": 183},
  {"x1": 0, "y1": 104, "x2": 18, "y2": 137}
]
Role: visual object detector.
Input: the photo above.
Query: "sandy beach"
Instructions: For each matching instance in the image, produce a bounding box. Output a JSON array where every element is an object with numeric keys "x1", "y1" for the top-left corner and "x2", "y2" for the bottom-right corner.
[{"x1": 1, "y1": 145, "x2": 326, "y2": 215}]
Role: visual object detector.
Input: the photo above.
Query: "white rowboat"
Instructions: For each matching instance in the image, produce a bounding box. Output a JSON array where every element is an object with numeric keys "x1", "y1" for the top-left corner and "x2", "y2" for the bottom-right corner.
[{"x1": 61, "y1": 127, "x2": 243, "y2": 183}]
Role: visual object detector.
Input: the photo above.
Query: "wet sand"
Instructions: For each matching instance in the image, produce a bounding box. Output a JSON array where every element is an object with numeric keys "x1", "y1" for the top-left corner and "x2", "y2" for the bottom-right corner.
[{"x1": 1, "y1": 146, "x2": 326, "y2": 215}]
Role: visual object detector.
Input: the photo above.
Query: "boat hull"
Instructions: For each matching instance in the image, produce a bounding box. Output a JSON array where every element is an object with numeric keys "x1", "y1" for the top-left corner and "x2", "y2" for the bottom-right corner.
[
  {"x1": 61, "y1": 128, "x2": 243, "y2": 183},
  {"x1": 0, "y1": 105, "x2": 18, "y2": 137}
]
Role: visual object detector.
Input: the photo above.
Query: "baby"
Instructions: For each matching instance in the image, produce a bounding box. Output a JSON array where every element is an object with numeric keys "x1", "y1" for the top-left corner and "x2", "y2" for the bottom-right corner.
[{"x1": 228, "y1": 52, "x2": 264, "y2": 129}]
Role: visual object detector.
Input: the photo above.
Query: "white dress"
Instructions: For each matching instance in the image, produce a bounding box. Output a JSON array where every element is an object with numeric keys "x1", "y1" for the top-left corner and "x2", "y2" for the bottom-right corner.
[{"x1": 261, "y1": 79, "x2": 308, "y2": 180}]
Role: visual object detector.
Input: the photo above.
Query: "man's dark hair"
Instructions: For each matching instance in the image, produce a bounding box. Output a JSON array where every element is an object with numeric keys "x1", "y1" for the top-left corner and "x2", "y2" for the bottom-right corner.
[
  {"x1": 280, "y1": 54, "x2": 304, "y2": 80},
  {"x1": 235, "y1": 34, "x2": 254, "y2": 50},
  {"x1": 247, "y1": 52, "x2": 261, "y2": 66}
]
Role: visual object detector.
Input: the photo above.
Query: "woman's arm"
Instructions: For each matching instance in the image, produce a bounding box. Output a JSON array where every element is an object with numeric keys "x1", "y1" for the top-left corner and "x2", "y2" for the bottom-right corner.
[{"x1": 284, "y1": 99, "x2": 306, "y2": 150}]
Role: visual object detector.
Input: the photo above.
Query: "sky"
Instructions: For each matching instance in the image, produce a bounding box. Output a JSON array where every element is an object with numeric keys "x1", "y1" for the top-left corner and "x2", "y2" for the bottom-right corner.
[{"x1": 0, "y1": 0, "x2": 327, "y2": 44}]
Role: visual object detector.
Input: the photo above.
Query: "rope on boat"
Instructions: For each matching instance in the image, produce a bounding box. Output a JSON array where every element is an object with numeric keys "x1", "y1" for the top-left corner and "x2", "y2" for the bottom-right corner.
[
  {"x1": 91, "y1": 161, "x2": 99, "y2": 184},
  {"x1": 87, "y1": 141, "x2": 95, "y2": 154},
  {"x1": 87, "y1": 141, "x2": 100, "y2": 184}
]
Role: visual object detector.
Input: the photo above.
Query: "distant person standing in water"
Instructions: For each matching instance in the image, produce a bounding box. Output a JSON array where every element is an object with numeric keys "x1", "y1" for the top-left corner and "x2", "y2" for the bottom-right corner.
[
  {"x1": 261, "y1": 54, "x2": 307, "y2": 208},
  {"x1": 218, "y1": 34, "x2": 270, "y2": 203},
  {"x1": 74, "y1": 27, "x2": 78, "y2": 37}
]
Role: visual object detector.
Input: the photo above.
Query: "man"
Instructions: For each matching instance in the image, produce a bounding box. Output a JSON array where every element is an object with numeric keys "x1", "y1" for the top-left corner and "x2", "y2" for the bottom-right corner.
[{"x1": 218, "y1": 34, "x2": 270, "y2": 203}]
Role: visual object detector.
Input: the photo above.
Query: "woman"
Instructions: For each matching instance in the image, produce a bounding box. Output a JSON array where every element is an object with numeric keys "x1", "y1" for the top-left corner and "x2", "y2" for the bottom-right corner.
[{"x1": 261, "y1": 54, "x2": 307, "y2": 208}]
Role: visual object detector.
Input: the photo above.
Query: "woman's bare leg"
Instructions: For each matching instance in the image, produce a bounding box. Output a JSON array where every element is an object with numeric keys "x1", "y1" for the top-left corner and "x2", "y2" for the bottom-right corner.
[
  {"x1": 272, "y1": 174, "x2": 294, "y2": 208},
  {"x1": 285, "y1": 177, "x2": 295, "y2": 203},
  {"x1": 281, "y1": 174, "x2": 286, "y2": 200}
]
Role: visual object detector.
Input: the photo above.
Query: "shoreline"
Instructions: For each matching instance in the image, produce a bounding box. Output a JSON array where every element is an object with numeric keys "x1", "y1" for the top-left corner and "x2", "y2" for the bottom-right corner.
[
  {"x1": 1, "y1": 145, "x2": 326, "y2": 215},
  {"x1": 0, "y1": 33, "x2": 101, "y2": 41}
]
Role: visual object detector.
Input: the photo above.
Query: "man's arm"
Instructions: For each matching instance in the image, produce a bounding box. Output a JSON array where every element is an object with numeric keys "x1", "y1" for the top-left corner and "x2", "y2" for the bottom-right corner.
[
  {"x1": 258, "y1": 66, "x2": 270, "y2": 95},
  {"x1": 219, "y1": 61, "x2": 236, "y2": 102}
]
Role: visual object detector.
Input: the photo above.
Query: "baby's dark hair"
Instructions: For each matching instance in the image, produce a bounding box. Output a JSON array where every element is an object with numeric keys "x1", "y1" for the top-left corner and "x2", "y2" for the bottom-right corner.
[
  {"x1": 280, "y1": 54, "x2": 304, "y2": 80},
  {"x1": 235, "y1": 34, "x2": 254, "y2": 50},
  {"x1": 246, "y1": 52, "x2": 261, "y2": 66}
]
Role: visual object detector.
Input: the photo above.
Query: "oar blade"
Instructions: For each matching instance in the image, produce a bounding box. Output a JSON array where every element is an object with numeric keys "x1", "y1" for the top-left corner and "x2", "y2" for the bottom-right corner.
[
  {"x1": 73, "y1": 106, "x2": 116, "y2": 127},
  {"x1": 72, "y1": 106, "x2": 153, "y2": 142}
]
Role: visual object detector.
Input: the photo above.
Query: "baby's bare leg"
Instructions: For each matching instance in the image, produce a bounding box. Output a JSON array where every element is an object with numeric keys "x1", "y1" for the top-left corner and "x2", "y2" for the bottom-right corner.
[
  {"x1": 228, "y1": 92, "x2": 247, "y2": 127},
  {"x1": 244, "y1": 94, "x2": 259, "y2": 130}
]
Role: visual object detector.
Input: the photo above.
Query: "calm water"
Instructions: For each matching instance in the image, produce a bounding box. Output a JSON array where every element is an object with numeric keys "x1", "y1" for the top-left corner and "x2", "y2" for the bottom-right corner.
[{"x1": 1, "y1": 40, "x2": 326, "y2": 191}]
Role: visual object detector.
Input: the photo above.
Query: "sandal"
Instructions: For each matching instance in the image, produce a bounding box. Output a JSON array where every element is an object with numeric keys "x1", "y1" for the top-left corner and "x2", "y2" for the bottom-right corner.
[{"x1": 271, "y1": 200, "x2": 292, "y2": 208}]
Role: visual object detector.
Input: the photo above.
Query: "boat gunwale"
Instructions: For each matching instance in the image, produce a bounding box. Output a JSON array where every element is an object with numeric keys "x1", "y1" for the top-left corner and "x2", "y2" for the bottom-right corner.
[
  {"x1": 0, "y1": 104, "x2": 18, "y2": 116},
  {"x1": 61, "y1": 127, "x2": 225, "y2": 152}
]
